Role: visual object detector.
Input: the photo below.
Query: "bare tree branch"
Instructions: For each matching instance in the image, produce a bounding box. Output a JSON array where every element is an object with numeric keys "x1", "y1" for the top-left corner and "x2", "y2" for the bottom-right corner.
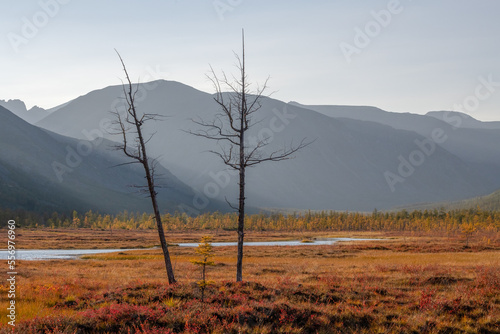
[
  {"x1": 224, "y1": 196, "x2": 238, "y2": 211},
  {"x1": 246, "y1": 138, "x2": 312, "y2": 167}
]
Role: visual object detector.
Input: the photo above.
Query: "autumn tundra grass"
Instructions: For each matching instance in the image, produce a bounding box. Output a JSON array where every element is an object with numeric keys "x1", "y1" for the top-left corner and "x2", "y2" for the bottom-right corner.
[{"x1": 0, "y1": 230, "x2": 499, "y2": 333}]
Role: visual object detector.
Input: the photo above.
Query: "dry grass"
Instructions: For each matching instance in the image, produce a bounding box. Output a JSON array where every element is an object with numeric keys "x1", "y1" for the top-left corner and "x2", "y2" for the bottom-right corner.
[{"x1": 0, "y1": 230, "x2": 498, "y2": 333}]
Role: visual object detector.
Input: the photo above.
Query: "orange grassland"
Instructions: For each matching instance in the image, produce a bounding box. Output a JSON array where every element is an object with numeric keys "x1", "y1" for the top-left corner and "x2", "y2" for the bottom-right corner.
[{"x1": 0, "y1": 229, "x2": 499, "y2": 333}]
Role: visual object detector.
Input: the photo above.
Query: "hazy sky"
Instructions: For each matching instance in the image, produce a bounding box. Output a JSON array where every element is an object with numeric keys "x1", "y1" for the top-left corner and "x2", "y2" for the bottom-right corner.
[{"x1": 1, "y1": 0, "x2": 499, "y2": 120}]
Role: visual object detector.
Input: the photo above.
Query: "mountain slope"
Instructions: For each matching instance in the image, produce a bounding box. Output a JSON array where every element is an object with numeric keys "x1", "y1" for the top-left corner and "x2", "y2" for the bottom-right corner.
[
  {"x1": 0, "y1": 105, "x2": 208, "y2": 214},
  {"x1": 292, "y1": 102, "x2": 500, "y2": 189},
  {"x1": 35, "y1": 80, "x2": 495, "y2": 211},
  {"x1": 398, "y1": 189, "x2": 500, "y2": 212}
]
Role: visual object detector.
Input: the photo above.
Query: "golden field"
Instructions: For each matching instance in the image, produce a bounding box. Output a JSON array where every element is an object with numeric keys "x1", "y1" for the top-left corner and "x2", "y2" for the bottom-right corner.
[{"x1": 0, "y1": 229, "x2": 499, "y2": 333}]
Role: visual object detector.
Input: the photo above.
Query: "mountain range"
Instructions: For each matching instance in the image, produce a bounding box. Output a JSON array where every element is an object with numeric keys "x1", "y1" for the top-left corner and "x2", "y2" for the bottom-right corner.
[
  {"x1": 0, "y1": 104, "x2": 219, "y2": 214},
  {"x1": 15, "y1": 79, "x2": 497, "y2": 212},
  {"x1": 290, "y1": 103, "x2": 500, "y2": 190}
]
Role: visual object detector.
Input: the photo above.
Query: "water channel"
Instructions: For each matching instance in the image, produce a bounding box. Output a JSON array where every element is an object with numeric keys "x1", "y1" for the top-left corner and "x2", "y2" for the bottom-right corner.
[{"x1": 0, "y1": 238, "x2": 377, "y2": 260}]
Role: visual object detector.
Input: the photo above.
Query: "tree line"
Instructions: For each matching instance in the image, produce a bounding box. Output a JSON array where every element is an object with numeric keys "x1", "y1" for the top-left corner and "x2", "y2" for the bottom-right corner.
[{"x1": 2, "y1": 208, "x2": 498, "y2": 234}]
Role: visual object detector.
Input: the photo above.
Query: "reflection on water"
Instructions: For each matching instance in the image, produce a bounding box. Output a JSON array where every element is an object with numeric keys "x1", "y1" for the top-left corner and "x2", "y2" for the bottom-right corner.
[
  {"x1": 0, "y1": 238, "x2": 377, "y2": 260},
  {"x1": 0, "y1": 249, "x2": 137, "y2": 260},
  {"x1": 178, "y1": 238, "x2": 376, "y2": 247}
]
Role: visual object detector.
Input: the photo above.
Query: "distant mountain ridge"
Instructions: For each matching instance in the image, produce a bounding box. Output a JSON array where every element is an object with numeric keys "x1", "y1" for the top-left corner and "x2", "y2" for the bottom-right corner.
[
  {"x1": 291, "y1": 102, "x2": 500, "y2": 191},
  {"x1": 0, "y1": 99, "x2": 49, "y2": 124},
  {"x1": 426, "y1": 110, "x2": 500, "y2": 130},
  {"x1": 33, "y1": 80, "x2": 499, "y2": 211}
]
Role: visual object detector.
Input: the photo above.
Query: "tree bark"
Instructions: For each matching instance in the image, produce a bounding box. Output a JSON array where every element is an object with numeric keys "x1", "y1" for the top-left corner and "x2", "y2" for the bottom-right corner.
[
  {"x1": 236, "y1": 39, "x2": 247, "y2": 282},
  {"x1": 151, "y1": 188, "x2": 176, "y2": 284},
  {"x1": 236, "y1": 118, "x2": 245, "y2": 282}
]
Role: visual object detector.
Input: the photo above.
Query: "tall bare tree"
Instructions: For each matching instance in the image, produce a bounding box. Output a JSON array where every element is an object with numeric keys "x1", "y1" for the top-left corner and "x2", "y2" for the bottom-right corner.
[
  {"x1": 111, "y1": 51, "x2": 176, "y2": 284},
  {"x1": 190, "y1": 32, "x2": 309, "y2": 282}
]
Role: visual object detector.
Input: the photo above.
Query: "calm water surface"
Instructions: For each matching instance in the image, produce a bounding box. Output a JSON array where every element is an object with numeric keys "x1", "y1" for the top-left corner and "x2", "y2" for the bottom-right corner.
[
  {"x1": 178, "y1": 237, "x2": 377, "y2": 247},
  {"x1": 0, "y1": 238, "x2": 377, "y2": 260},
  {"x1": 0, "y1": 249, "x2": 138, "y2": 260}
]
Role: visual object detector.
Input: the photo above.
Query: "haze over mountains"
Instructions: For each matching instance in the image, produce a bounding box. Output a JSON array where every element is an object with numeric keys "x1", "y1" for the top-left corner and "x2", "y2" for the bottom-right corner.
[
  {"x1": 0, "y1": 104, "x2": 208, "y2": 214},
  {"x1": 16, "y1": 79, "x2": 497, "y2": 213},
  {"x1": 291, "y1": 103, "x2": 500, "y2": 189}
]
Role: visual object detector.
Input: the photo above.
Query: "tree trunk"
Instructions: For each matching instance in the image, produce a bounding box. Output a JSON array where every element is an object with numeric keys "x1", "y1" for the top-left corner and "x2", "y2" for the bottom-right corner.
[
  {"x1": 236, "y1": 70, "x2": 246, "y2": 282},
  {"x1": 137, "y1": 114, "x2": 176, "y2": 284},
  {"x1": 236, "y1": 127, "x2": 245, "y2": 282},
  {"x1": 236, "y1": 166, "x2": 245, "y2": 281},
  {"x1": 154, "y1": 203, "x2": 176, "y2": 284},
  {"x1": 145, "y1": 162, "x2": 176, "y2": 284}
]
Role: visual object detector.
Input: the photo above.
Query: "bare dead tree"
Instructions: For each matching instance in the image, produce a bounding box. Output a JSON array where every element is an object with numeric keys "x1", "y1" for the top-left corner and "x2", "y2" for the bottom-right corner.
[
  {"x1": 189, "y1": 31, "x2": 309, "y2": 282},
  {"x1": 111, "y1": 51, "x2": 176, "y2": 284}
]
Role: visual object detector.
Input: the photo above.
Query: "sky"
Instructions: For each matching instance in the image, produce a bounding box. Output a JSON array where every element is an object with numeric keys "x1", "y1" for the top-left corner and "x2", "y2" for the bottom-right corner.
[{"x1": 1, "y1": 0, "x2": 499, "y2": 121}]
